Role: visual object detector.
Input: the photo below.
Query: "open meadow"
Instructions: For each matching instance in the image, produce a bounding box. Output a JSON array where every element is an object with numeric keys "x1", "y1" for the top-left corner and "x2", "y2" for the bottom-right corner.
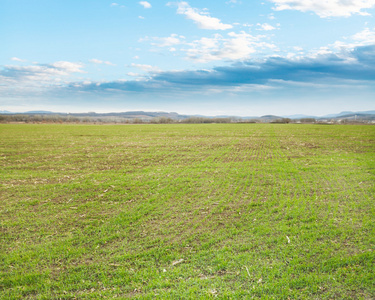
[{"x1": 0, "y1": 123, "x2": 374, "y2": 299}]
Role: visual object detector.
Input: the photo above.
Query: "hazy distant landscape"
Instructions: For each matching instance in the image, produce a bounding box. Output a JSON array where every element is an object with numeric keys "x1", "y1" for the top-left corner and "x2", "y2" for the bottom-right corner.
[{"x1": 1, "y1": 109, "x2": 375, "y2": 124}]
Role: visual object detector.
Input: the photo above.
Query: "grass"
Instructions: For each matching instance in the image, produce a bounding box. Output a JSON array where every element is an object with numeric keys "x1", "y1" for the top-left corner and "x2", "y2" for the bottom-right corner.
[{"x1": 0, "y1": 123, "x2": 374, "y2": 299}]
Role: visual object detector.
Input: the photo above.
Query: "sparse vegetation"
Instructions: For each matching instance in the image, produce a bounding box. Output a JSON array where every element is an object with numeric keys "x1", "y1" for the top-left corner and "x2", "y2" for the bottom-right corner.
[
  {"x1": 271, "y1": 118, "x2": 292, "y2": 124},
  {"x1": 300, "y1": 118, "x2": 316, "y2": 123},
  {"x1": 1, "y1": 124, "x2": 374, "y2": 299}
]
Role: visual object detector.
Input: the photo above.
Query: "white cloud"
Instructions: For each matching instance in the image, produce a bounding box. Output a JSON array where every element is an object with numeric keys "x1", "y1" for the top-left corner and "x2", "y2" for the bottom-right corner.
[
  {"x1": 269, "y1": 0, "x2": 375, "y2": 17},
  {"x1": 139, "y1": 16, "x2": 145, "y2": 19},
  {"x1": 11, "y1": 57, "x2": 26, "y2": 62},
  {"x1": 332, "y1": 27, "x2": 375, "y2": 49},
  {"x1": 185, "y1": 31, "x2": 276, "y2": 62},
  {"x1": 111, "y1": 2, "x2": 125, "y2": 8},
  {"x1": 169, "y1": 1, "x2": 233, "y2": 30},
  {"x1": 127, "y1": 72, "x2": 141, "y2": 77},
  {"x1": 4, "y1": 61, "x2": 85, "y2": 79},
  {"x1": 257, "y1": 23, "x2": 276, "y2": 31},
  {"x1": 139, "y1": 1, "x2": 152, "y2": 9},
  {"x1": 300, "y1": 27, "x2": 375, "y2": 60},
  {"x1": 0, "y1": 61, "x2": 86, "y2": 97},
  {"x1": 89, "y1": 59, "x2": 115, "y2": 66},
  {"x1": 143, "y1": 29, "x2": 277, "y2": 63},
  {"x1": 141, "y1": 34, "x2": 185, "y2": 47},
  {"x1": 130, "y1": 63, "x2": 161, "y2": 72},
  {"x1": 49, "y1": 61, "x2": 85, "y2": 74},
  {"x1": 351, "y1": 27, "x2": 375, "y2": 43},
  {"x1": 268, "y1": 13, "x2": 276, "y2": 20}
]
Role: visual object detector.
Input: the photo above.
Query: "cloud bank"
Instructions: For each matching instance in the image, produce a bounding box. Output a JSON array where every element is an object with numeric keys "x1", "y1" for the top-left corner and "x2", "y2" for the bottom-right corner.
[
  {"x1": 1, "y1": 61, "x2": 84, "y2": 81},
  {"x1": 269, "y1": 0, "x2": 375, "y2": 17},
  {"x1": 1, "y1": 45, "x2": 374, "y2": 116},
  {"x1": 1, "y1": 44, "x2": 374, "y2": 98},
  {"x1": 64, "y1": 44, "x2": 375, "y2": 94}
]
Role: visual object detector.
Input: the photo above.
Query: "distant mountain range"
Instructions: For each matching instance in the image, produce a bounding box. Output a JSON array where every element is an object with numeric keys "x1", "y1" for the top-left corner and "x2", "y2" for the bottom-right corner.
[
  {"x1": 1, "y1": 110, "x2": 375, "y2": 121},
  {"x1": 282, "y1": 110, "x2": 375, "y2": 119}
]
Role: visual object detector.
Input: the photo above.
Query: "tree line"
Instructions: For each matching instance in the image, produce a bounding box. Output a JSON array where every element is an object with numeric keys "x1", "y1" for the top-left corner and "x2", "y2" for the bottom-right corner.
[{"x1": 0, "y1": 114, "x2": 371, "y2": 124}]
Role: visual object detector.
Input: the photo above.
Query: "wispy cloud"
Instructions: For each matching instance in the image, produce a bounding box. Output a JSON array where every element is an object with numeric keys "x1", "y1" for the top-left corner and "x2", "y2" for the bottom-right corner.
[
  {"x1": 168, "y1": 1, "x2": 233, "y2": 30},
  {"x1": 89, "y1": 59, "x2": 116, "y2": 66},
  {"x1": 129, "y1": 63, "x2": 161, "y2": 72},
  {"x1": 139, "y1": 1, "x2": 152, "y2": 9},
  {"x1": 142, "y1": 31, "x2": 276, "y2": 63},
  {"x1": 185, "y1": 32, "x2": 276, "y2": 62},
  {"x1": 11, "y1": 57, "x2": 27, "y2": 62},
  {"x1": 1, "y1": 61, "x2": 84, "y2": 82},
  {"x1": 256, "y1": 23, "x2": 276, "y2": 31},
  {"x1": 110, "y1": 3, "x2": 125, "y2": 8},
  {"x1": 293, "y1": 27, "x2": 375, "y2": 59},
  {"x1": 334, "y1": 27, "x2": 375, "y2": 49},
  {"x1": 0, "y1": 61, "x2": 85, "y2": 96},
  {"x1": 269, "y1": 0, "x2": 375, "y2": 18},
  {"x1": 141, "y1": 34, "x2": 186, "y2": 47}
]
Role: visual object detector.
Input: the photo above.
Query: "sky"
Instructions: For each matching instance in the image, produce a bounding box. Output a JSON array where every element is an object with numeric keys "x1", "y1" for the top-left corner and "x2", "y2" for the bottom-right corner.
[{"x1": 1, "y1": 0, "x2": 375, "y2": 116}]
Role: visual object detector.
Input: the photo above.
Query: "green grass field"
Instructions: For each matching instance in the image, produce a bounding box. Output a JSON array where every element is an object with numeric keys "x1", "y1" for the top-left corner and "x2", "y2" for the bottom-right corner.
[{"x1": 1, "y1": 124, "x2": 374, "y2": 299}]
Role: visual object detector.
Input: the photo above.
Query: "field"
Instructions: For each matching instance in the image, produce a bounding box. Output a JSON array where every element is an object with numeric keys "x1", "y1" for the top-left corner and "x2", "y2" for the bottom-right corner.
[{"x1": 1, "y1": 123, "x2": 374, "y2": 299}]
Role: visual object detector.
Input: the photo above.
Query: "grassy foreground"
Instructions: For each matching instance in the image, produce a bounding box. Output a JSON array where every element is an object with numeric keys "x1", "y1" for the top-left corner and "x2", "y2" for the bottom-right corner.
[{"x1": 0, "y1": 124, "x2": 374, "y2": 299}]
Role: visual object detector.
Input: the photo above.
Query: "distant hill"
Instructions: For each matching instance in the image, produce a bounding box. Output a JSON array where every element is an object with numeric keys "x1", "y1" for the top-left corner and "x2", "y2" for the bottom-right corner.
[
  {"x1": 282, "y1": 110, "x2": 375, "y2": 119},
  {"x1": 1, "y1": 109, "x2": 374, "y2": 122},
  {"x1": 24, "y1": 110, "x2": 55, "y2": 114},
  {"x1": 0, "y1": 110, "x2": 189, "y2": 120},
  {"x1": 282, "y1": 114, "x2": 317, "y2": 119},
  {"x1": 76, "y1": 111, "x2": 190, "y2": 120},
  {"x1": 321, "y1": 110, "x2": 375, "y2": 119},
  {"x1": 259, "y1": 115, "x2": 283, "y2": 121}
]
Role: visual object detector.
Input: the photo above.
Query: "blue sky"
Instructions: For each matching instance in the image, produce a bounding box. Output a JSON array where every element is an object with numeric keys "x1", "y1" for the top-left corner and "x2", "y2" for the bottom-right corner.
[{"x1": 1, "y1": 0, "x2": 375, "y2": 116}]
